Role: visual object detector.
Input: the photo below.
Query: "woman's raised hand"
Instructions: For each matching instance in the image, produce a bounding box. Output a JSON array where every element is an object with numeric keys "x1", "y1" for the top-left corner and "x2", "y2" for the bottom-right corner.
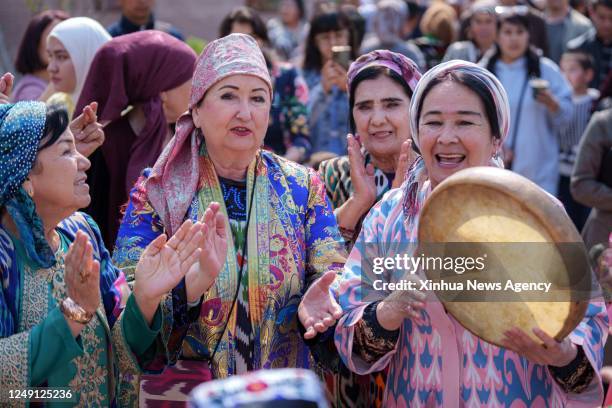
[
  {"x1": 71, "y1": 102, "x2": 105, "y2": 157},
  {"x1": 501, "y1": 327, "x2": 578, "y2": 367},
  {"x1": 348, "y1": 134, "x2": 377, "y2": 212},
  {"x1": 0, "y1": 73, "x2": 13, "y2": 104},
  {"x1": 298, "y1": 271, "x2": 343, "y2": 339},
  {"x1": 391, "y1": 139, "x2": 416, "y2": 189},
  {"x1": 64, "y1": 231, "x2": 102, "y2": 315},
  {"x1": 185, "y1": 202, "x2": 228, "y2": 303}
]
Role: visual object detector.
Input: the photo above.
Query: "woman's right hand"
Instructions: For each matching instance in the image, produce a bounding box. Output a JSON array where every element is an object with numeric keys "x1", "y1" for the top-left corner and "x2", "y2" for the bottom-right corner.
[
  {"x1": 64, "y1": 231, "x2": 102, "y2": 336},
  {"x1": 376, "y1": 276, "x2": 426, "y2": 331}
]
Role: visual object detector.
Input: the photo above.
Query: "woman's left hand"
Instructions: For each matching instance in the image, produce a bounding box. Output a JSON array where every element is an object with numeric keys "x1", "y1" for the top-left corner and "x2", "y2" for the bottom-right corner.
[
  {"x1": 298, "y1": 270, "x2": 343, "y2": 339},
  {"x1": 71, "y1": 102, "x2": 105, "y2": 157},
  {"x1": 133, "y1": 219, "x2": 204, "y2": 324},
  {"x1": 501, "y1": 327, "x2": 578, "y2": 367},
  {"x1": 391, "y1": 139, "x2": 416, "y2": 189},
  {"x1": 535, "y1": 89, "x2": 560, "y2": 114}
]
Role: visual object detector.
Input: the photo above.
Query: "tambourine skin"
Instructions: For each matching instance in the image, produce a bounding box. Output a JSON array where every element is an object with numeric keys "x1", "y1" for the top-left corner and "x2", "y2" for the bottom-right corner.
[{"x1": 417, "y1": 166, "x2": 589, "y2": 347}]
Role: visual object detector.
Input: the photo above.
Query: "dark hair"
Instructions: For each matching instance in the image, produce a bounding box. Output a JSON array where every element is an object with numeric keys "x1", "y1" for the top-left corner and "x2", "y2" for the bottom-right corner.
[
  {"x1": 289, "y1": 0, "x2": 306, "y2": 20},
  {"x1": 39, "y1": 105, "x2": 69, "y2": 151},
  {"x1": 15, "y1": 10, "x2": 69, "y2": 75},
  {"x1": 485, "y1": 13, "x2": 541, "y2": 78},
  {"x1": 303, "y1": 10, "x2": 358, "y2": 72},
  {"x1": 592, "y1": 0, "x2": 612, "y2": 10},
  {"x1": 219, "y1": 6, "x2": 269, "y2": 44},
  {"x1": 562, "y1": 50, "x2": 594, "y2": 71},
  {"x1": 415, "y1": 71, "x2": 501, "y2": 140},
  {"x1": 348, "y1": 66, "x2": 414, "y2": 133}
]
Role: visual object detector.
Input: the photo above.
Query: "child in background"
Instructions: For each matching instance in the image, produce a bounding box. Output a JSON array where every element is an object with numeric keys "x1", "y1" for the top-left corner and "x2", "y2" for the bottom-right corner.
[{"x1": 557, "y1": 50, "x2": 598, "y2": 229}]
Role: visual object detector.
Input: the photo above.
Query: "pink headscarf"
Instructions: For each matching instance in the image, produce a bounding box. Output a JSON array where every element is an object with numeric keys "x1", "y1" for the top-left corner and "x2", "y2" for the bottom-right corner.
[
  {"x1": 347, "y1": 49, "x2": 421, "y2": 93},
  {"x1": 145, "y1": 33, "x2": 272, "y2": 236}
]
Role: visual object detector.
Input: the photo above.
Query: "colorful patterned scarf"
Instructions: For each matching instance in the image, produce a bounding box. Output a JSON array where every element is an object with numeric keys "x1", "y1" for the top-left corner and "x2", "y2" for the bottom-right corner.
[
  {"x1": 146, "y1": 33, "x2": 272, "y2": 236},
  {"x1": 0, "y1": 101, "x2": 55, "y2": 268}
]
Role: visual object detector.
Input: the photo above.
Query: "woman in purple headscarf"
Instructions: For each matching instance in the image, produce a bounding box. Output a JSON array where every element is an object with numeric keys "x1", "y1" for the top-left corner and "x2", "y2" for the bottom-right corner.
[
  {"x1": 316, "y1": 49, "x2": 421, "y2": 407},
  {"x1": 302, "y1": 60, "x2": 608, "y2": 407},
  {"x1": 112, "y1": 34, "x2": 346, "y2": 389},
  {"x1": 75, "y1": 30, "x2": 197, "y2": 249}
]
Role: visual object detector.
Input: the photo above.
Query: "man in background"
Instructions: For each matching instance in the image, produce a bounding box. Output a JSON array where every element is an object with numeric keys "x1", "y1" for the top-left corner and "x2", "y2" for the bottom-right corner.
[{"x1": 107, "y1": 0, "x2": 184, "y2": 40}]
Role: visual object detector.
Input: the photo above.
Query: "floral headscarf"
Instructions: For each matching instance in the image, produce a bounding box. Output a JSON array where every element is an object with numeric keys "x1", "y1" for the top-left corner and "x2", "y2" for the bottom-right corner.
[
  {"x1": 347, "y1": 49, "x2": 421, "y2": 93},
  {"x1": 146, "y1": 33, "x2": 273, "y2": 236},
  {"x1": 0, "y1": 102, "x2": 55, "y2": 267}
]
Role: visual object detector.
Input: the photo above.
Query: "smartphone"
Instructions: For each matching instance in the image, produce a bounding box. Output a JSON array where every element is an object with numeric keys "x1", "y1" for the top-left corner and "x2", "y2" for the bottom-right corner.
[{"x1": 331, "y1": 46, "x2": 352, "y2": 70}]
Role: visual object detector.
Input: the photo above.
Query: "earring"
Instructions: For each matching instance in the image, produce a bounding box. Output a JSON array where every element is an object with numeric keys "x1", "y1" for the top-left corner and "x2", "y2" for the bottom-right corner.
[{"x1": 23, "y1": 179, "x2": 34, "y2": 198}]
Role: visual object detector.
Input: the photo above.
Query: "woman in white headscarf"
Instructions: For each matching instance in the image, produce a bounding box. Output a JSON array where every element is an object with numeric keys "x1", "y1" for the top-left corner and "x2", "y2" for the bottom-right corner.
[{"x1": 45, "y1": 17, "x2": 110, "y2": 116}]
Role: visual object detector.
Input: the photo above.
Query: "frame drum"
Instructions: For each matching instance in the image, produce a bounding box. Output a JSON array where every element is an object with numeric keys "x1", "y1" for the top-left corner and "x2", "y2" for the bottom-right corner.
[{"x1": 418, "y1": 167, "x2": 590, "y2": 347}]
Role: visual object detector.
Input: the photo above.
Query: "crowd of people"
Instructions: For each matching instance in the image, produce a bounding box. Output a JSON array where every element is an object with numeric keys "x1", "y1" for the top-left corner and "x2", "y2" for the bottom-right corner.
[{"x1": 0, "y1": 0, "x2": 611, "y2": 406}]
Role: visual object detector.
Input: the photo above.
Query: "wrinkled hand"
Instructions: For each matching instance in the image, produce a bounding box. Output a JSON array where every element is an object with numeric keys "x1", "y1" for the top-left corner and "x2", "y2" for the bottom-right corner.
[
  {"x1": 501, "y1": 327, "x2": 577, "y2": 367},
  {"x1": 391, "y1": 139, "x2": 416, "y2": 189},
  {"x1": 71, "y1": 102, "x2": 105, "y2": 157},
  {"x1": 0, "y1": 73, "x2": 14, "y2": 104},
  {"x1": 597, "y1": 248, "x2": 612, "y2": 288},
  {"x1": 348, "y1": 133, "x2": 377, "y2": 212},
  {"x1": 185, "y1": 202, "x2": 228, "y2": 303},
  {"x1": 376, "y1": 273, "x2": 426, "y2": 331},
  {"x1": 64, "y1": 231, "x2": 101, "y2": 315},
  {"x1": 298, "y1": 270, "x2": 342, "y2": 339},
  {"x1": 535, "y1": 89, "x2": 560, "y2": 113},
  {"x1": 133, "y1": 219, "x2": 204, "y2": 305}
]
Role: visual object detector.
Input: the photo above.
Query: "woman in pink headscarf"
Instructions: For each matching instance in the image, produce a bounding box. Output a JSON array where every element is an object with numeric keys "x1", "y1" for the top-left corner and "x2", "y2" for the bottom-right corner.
[
  {"x1": 112, "y1": 34, "x2": 346, "y2": 386},
  {"x1": 75, "y1": 30, "x2": 197, "y2": 248}
]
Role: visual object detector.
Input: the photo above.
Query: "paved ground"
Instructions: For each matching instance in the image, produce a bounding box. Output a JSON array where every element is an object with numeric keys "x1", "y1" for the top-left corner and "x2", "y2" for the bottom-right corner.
[{"x1": 0, "y1": 0, "x2": 244, "y2": 74}]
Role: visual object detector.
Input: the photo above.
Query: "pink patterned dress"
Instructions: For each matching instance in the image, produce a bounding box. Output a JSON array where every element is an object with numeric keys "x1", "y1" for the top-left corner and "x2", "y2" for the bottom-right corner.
[{"x1": 334, "y1": 163, "x2": 608, "y2": 407}]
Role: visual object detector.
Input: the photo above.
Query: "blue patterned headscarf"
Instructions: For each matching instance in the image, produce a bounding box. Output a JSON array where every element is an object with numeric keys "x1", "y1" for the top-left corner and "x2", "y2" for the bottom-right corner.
[{"x1": 0, "y1": 101, "x2": 55, "y2": 268}]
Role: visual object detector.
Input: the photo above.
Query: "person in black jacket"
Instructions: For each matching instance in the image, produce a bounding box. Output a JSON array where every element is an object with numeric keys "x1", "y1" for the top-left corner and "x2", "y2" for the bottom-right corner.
[{"x1": 567, "y1": 0, "x2": 612, "y2": 89}]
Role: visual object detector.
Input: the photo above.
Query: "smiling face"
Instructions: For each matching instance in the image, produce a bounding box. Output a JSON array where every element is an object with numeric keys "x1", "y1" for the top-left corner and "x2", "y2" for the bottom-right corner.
[
  {"x1": 352, "y1": 74, "x2": 412, "y2": 160},
  {"x1": 192, "y1": 74, "x2": 271, "y2": 162},
  {"x1": 46, "y1": 36, "x2": 76, "y2": 93},
  {"x1": 28, "y1": 128, "x2": 91, "y2": 220},
  {"x1": 418, "y1": 80, "x2": 499, "y2": 189}
]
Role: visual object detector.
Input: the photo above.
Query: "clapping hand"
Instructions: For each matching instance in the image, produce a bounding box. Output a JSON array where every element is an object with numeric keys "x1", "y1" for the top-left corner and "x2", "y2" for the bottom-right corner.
[
  {"x1": 133, "y1": 218, "x2": 205, "y2": 324},
  {"x1": 185, "y1": 202, "x2": 228, "y2": 303},
  {"x1": 391, "y1": 139, "x2": 416, "y2": 189}
]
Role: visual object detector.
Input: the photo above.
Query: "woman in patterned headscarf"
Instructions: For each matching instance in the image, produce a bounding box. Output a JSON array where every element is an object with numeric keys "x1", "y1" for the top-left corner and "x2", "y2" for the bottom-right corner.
[
  {"x1": 316, "y1": 49, "x2": 422, "y2": 408},
  {"x1": 302, "y1": 60, "x2": 608, "y2": 406},
  {"x1": 0, "y1": 101, "x2": 215, "y2": 406},
  {"x1": 113, "y1": 34, "x2": 346, "y2": 389}
]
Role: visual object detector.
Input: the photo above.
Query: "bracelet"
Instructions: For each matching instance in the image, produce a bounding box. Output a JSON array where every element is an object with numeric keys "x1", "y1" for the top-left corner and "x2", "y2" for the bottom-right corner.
[{"x1": 60, "y1": 297, "x2": 93, "y2": 324}]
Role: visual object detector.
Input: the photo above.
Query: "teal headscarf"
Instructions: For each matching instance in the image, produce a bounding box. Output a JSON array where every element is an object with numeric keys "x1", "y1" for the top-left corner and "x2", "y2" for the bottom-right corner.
[{"x1": 0, "y1": 101, "x2": 55, "y2": 268}]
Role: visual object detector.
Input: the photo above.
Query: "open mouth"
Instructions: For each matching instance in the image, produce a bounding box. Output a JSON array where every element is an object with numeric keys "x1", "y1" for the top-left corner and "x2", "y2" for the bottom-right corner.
[
  {"x1": 231, "y1": 126, "x2": 252, "y2": 137},
  {"x1": 435, "y1": 153, "x2": 466, "y2": 167}
]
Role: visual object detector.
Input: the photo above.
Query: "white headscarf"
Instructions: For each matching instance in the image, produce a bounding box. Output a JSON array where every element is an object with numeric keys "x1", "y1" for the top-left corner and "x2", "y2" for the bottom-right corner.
[{"x1": 48, "y1": 17, "x2": 111, "y2": 103}]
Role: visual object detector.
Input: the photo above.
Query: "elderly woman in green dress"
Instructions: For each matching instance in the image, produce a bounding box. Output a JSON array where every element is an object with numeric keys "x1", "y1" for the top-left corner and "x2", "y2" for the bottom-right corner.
[{"x1": 0, "y1": 101, "x2": 223, "y2": 406}]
